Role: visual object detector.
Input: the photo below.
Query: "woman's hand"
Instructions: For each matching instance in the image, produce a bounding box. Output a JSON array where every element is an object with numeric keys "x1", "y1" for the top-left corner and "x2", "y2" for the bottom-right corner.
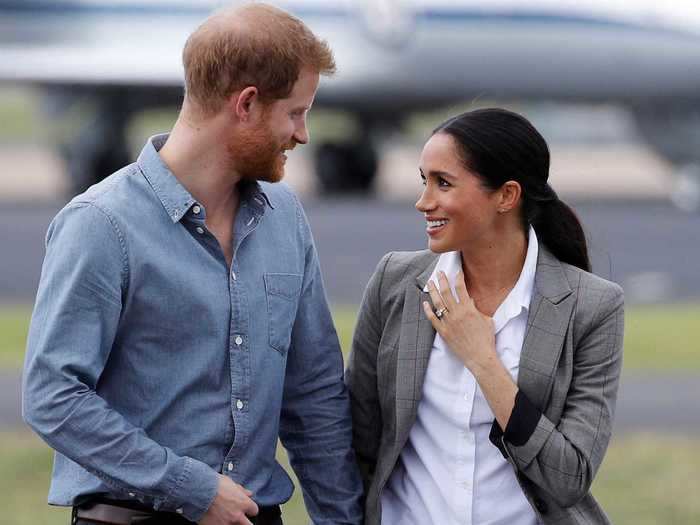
[{"x1": 422, "y1": 270, "x2": 497, "y2": 372}]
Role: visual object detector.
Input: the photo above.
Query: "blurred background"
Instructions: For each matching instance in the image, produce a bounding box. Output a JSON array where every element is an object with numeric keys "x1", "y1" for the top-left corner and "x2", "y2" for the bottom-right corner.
[{"x1": 1, "y1": 1, "x2": 699, "y2": 524}]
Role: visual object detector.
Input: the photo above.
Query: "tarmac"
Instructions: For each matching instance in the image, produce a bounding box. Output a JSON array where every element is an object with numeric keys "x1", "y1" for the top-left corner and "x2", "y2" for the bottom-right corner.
[{"x1": 1, "y1": 140, "x2": 697, "y2": 436}]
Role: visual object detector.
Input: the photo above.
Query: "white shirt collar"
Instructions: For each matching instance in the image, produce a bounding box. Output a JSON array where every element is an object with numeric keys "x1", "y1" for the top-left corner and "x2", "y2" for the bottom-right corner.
[{"x1": 424, "y1": 227, "x2": 539, "y2": 334}]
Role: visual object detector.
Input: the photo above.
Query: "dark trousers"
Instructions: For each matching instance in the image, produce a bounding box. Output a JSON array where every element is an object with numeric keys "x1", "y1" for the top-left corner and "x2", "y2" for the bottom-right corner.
[
  {"x1": 73, "y1": 504, "x2": 283, "y2": 525},
  {"x1": 75, "y1": 520, "x2": 282, "y2": 525}
]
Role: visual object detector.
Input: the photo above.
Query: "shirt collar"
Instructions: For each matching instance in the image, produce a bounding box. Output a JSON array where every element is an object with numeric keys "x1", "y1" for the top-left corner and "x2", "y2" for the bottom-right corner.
[
  {"x1": 137, "y1": 133, "x2": 274, "y2": 223},
  {"x1": 423, "y1": 226, "x2": 539, "y2": 334}
]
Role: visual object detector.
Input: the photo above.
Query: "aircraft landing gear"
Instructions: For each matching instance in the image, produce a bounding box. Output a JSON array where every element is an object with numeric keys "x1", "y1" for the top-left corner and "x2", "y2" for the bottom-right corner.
[
  {"x1": 314, "y1": 140, "x2": 378, "y2": 194},
  {"x1": 62, "y1": 102, "x2": 131, "y2": 197}
]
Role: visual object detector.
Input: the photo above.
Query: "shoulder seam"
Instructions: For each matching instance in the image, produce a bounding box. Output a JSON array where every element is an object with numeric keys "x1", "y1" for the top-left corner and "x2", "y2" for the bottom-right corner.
[{"x1": 71, "y1": 201, "x2": 130, "y2": 293}]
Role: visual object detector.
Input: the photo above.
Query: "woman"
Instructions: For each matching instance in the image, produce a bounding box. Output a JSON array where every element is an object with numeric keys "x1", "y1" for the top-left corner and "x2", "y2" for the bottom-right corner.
[{"x1": 345, "y1": 108, "x2": 624, "y2": 525}]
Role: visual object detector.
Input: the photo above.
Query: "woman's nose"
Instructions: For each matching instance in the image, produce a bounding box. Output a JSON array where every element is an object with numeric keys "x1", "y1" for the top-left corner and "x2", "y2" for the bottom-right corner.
[{"x1": 415, "y1": 188, "x2": 434, "y2": 212}]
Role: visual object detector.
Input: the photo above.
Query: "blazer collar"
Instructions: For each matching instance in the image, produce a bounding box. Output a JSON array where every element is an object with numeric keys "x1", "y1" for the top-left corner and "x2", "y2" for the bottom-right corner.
[
  {"x1": 533, "y1": 246, "x2": 574, "y2": 304},
  {"x1": 415, "y1": 255, "x2": 440, "y2": 291},
  {"x1": 519, "y1": 246, "x2": 576, "y2": 409}
]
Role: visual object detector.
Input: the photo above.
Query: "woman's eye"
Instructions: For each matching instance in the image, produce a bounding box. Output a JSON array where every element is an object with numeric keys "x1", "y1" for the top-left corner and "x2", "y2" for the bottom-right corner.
[
  {"x1": 420, "y1": 175, "x2": 427, "y2": 186},
  {"x1": 438, "y1": 177, "x2": 451, "y2": 187}
]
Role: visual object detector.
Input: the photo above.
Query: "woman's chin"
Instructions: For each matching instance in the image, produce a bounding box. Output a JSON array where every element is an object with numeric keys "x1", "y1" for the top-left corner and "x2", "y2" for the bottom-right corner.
[{"x1": 427, "y1": 238, "x2": 453, "y2": 254}]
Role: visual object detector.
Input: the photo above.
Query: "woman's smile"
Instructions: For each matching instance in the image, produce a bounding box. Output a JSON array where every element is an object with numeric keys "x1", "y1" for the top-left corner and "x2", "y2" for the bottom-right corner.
[{"x1": 426, "y1": 217, "x2": 450, "y2": 235}]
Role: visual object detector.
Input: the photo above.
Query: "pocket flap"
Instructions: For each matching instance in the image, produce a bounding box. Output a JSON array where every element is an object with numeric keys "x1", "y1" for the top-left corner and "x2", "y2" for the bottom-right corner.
[{"x1": 264, "y1": 273, "x2": 303, "y2": 300}]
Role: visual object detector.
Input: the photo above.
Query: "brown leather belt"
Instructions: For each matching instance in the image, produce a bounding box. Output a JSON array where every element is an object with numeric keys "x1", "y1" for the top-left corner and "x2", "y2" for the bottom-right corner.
[{"x1": 73, "y1": 500, "x2": 282, "y2": 525}]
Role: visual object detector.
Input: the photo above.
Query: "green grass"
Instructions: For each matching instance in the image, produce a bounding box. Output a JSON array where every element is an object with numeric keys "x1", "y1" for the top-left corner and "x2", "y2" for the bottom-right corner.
[
  {"x1": 0, "y1": 88, "x2": 39, "y2": 141},
  {"x1": 3, "y1": 430, "x2": 698, "y2": 525},
  {"x1": 0, "y1": 306, "x2": 32, "y2": 369},
  {"x1": 593, "y1": 434, "x2": 700, "y2": 524},
  {"x1": 4, "y1": 303, "x2": 700, "y2": 371}
]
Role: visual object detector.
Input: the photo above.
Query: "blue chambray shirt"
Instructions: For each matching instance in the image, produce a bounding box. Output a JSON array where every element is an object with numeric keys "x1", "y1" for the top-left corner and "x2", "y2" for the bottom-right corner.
[{"x1": 22, "y1": 134, "x2": 363, "y2": 524}]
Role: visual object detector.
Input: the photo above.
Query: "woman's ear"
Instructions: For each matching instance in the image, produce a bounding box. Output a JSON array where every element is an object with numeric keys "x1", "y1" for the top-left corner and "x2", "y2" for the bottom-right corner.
[{"x1": 498, "y1": 180, "x2": 522, "y2": 213}]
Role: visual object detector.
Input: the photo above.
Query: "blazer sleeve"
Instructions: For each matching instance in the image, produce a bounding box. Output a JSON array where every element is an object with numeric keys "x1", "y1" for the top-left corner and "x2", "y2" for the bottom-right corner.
[
  {"x1": 494, "y1": 281, "x2": 624, "y2": 508},
  {"x1": 344, "y1": 252, "x2": 393, "y2": 493}
]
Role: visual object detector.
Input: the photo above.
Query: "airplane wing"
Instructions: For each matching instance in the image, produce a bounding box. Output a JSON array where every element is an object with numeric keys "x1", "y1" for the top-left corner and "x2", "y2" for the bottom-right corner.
[{"x1": 3, "y1": 0, "x2": 700, "y2": 110}]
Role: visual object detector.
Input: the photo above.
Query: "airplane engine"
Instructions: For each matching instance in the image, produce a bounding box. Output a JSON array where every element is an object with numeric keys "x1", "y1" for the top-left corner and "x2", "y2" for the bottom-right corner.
[
  {"x1": 314, "y1": 140, "x2": 377, "y2": 194},
  {"x1": 632, "y1": 105, "x2": 700, "y2": 211}
]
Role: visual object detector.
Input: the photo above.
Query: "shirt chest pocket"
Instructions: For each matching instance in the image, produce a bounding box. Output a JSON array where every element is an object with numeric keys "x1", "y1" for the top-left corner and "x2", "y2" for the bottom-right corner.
[{"x1": 264, "y1": 273, "x2": 303, "y2": 354}]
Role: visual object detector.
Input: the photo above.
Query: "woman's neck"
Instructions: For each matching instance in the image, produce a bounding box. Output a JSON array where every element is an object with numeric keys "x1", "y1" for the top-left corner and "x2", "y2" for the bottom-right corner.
[{"x1": 460, "y1": 227, "x2": 528, "y2": 314}]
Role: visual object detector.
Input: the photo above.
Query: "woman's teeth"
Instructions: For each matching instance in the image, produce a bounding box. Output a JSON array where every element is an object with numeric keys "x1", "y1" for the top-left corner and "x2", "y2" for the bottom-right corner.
[{"x1": 427, "y1": 219, "x2": 449, "y2": 228}]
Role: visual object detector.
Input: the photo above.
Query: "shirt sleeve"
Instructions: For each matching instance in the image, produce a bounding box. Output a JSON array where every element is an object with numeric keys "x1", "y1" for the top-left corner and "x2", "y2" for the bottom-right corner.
[
  {"x1": 22, "y1": 202, "x2": 218, "y2": 522},
  {"x1": 278, "y1": 198, "x2": 363, "y2": 525}
]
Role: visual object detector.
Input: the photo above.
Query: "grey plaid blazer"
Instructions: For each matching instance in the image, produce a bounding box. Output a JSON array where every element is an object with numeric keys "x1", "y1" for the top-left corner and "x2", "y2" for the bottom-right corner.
[{"x1": 345, "y1": 247, "x2": 624, "y2": 525}]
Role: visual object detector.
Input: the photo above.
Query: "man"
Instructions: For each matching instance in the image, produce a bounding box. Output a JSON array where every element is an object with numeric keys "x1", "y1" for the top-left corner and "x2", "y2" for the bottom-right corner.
[{"x1": 22, "y1": 4, "x2": 363, "y2": 525}]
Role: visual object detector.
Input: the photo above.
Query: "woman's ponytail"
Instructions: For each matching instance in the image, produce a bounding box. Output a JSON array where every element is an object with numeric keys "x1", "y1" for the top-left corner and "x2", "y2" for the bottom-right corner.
[{"x1": 529, "y1": 189, "x2": 590, "y2": 272}]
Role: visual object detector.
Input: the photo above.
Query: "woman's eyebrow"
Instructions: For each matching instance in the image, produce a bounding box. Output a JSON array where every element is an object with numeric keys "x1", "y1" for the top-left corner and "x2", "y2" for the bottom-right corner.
[{"x1": 426, "y1": 169, "x2": 456, "y2": 179}]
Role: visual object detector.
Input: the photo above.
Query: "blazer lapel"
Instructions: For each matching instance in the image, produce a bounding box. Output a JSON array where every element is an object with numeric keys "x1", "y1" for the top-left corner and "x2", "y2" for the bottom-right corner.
[
  {"x1": 394, "y1": 259, "x2": 438, "y2": 445},
  {"x1": 518, "y1": 248, "x2": 576, "y2": 410}
]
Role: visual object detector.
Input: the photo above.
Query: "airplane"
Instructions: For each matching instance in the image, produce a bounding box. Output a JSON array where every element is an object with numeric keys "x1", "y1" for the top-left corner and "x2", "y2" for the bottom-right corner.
[{"x1": 1, "y1": 0, "x2": 700, "y2": 206}]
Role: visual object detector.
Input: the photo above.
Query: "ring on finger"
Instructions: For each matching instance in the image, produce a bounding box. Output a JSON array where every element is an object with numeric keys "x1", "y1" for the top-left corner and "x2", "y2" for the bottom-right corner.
[{"x1": 435, "y1": 306, "x2": 449, "y2": 319}]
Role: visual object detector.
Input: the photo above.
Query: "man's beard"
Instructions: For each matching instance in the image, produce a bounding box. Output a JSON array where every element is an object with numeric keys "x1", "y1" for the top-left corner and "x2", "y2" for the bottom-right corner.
[{"x1": 229, "y1": 119, "x2": 294, "y2": 183}]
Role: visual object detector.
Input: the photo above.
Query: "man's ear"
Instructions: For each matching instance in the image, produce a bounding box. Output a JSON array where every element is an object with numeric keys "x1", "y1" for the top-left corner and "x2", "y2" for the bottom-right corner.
[
  {"x1": 499, "y1": 180, "x2": 522, "y2": 212},
  {"x1": 232, "y1": 86, "x2": 259, "y2": 122}
]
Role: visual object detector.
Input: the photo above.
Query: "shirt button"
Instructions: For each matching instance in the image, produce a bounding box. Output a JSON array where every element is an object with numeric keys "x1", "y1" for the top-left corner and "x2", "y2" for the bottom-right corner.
[
  {"x1": 236, "y1": 399, "x2": 244, "y2": 410},
  {"x1": 231, "y1": 271, "x2": 237, "y2": 280},
  {"x1": 196, "y1": 226, "x2": 204, "y2": 235},
  {"x1": 192, "y1": 205, "x2": 201, "y2": 215},
  {"x1": 235, "y1": 335, "x2": 243, "y2": 346},
  {"x1": 176, "y1": 508, "x2": 183, "y2": 514},
  {"x1": 128, "y1": 492, "x2": 135, "y2": 498},
  {"x1": 227, "y1": 462, "x2": 234, "y2": 472}
]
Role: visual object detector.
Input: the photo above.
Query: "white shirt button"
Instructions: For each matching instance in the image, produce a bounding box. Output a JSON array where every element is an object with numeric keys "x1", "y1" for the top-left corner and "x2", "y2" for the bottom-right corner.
[
  {"x1": 231, "y1": 271, "x2": 237, "y2": 280},
  {"x1": 128, "y1": 492, "x2": 135, "y2": 498},
  {"x1": 236, "y1": 399, "x2": 244, "y2": 410},
  {"x1": 235, "y1": 335, "x2": 243, "y2": 346},
  {"x1": 196, "y1": 226, "x2": 204, "y2": 235},
  {"x1": 227, "y1": 462, "x2": 234, "y2": 472},
  {"x1": 192, "y1": 205, "x2": 201, "y2": 215},
  {"x1": 176, "y1": 508, "x2": 183, "y2": 514}
]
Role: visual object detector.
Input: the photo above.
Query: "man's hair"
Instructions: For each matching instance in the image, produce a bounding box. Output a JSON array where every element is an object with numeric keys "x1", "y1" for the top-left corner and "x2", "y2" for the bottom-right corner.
[{"x1": 183, "y1": 2, "x2": 336, "y2": 115}]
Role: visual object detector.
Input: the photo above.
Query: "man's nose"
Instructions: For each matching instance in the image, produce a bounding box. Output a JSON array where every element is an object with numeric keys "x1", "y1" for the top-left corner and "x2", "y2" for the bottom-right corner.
[{"x1": 294, "y1": 121, "x2": 309, "y2": 145}]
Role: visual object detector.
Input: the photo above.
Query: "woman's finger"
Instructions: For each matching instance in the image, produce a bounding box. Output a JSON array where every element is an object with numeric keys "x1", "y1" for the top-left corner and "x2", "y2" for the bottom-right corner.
[
  {"x1": 454, "y1": 270, "x2": 471, "y2": 304},
  {"x1": 426, "y1": 279, "x2": 446, "y2": 314},
  {"x1": 437, "y1": 271, "x2": 458, "y2": 310}
]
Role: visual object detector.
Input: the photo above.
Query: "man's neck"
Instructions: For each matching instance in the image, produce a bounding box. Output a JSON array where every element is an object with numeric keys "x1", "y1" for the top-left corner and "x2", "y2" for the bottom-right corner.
[{"x1": 159, "y1": 112, "x2": 242, "y2": 222}]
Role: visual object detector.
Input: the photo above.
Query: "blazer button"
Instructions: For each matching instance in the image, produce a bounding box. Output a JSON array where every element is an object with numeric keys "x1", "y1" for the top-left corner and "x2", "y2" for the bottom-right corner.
[{"x1": 534, "y1": 497, "x2": 548, "y2": 514}]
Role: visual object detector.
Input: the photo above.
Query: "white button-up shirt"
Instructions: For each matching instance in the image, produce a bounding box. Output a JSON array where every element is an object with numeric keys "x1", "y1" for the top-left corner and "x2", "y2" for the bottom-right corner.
[{"x1": 381, "y1": 227, "x2": 540, "y2": 525}]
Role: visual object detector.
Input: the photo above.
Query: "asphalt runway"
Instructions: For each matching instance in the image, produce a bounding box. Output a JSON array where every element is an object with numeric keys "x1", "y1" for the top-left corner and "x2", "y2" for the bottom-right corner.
[
  {"x1": 1, "y1": 197, "x2": 699, "y2": 306},
  {"x1": 1, "y1": 197, "x2": 699, "y2": 433},
  {"x1": 3, "y1": 369, "x2": 699, "y2": 434}
]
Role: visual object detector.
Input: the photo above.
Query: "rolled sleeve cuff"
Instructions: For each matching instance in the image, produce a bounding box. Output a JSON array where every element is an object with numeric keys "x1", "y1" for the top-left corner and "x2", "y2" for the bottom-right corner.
[
  {"x1": 164, "y1": 457, "x2": 219, "y2": 522},
  {"x1": 503, "y1": 389, "x2": 542, "y2": 446}
]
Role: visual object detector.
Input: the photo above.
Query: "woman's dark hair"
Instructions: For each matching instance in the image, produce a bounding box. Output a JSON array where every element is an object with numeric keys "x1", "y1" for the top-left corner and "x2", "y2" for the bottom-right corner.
[{"x1": 433, "y1": 107, "x2": 591, "y2": 272}]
